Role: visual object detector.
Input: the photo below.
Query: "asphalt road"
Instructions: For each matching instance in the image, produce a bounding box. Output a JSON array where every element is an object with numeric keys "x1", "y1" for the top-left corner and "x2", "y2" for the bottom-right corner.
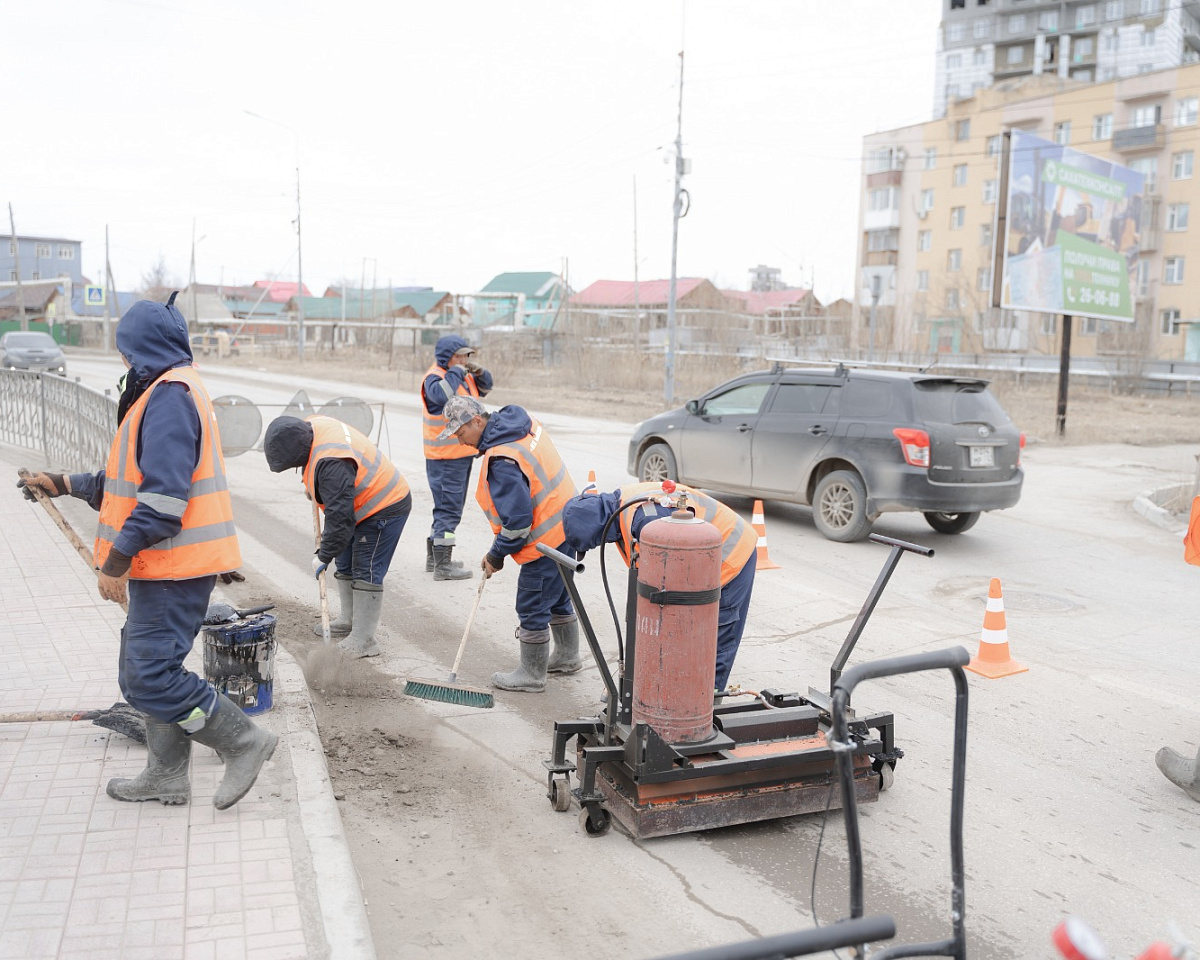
[{"x1": 61, "y1": 354, "x2": 1200, "y2": 958}]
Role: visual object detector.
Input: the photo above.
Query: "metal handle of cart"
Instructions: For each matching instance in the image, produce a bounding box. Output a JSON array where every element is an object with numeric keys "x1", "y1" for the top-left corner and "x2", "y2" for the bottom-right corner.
[
  {"x1": 649, "y1": 914, "x2": 897, "y2": 960},
  {"x1": 832, "y1": 646, "x2": 971, "y2": 960}
]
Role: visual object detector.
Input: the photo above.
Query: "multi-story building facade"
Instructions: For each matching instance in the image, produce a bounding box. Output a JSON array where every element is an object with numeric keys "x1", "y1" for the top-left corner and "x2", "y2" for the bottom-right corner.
[
  {"x1": 935, "y1": 0, "x2": 1200, "y2": 118},
  {"x1": 0, "y1": 235, "x2": 84, "y2": 285},
  {"x1": 856, "y1": 63, "x2": 1200, "y2": 362}
]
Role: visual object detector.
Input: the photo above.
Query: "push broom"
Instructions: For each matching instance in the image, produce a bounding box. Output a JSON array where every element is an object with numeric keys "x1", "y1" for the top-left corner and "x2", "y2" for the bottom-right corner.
[{"x1": 404, "y1": 575, "x2": 494, "y2": 709}]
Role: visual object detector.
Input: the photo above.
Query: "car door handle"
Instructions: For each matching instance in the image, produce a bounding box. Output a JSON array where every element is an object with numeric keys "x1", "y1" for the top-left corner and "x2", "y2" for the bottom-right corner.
[
  {"x1": 737, "y1": 423, "x2": 753, "y2": 432},
  {"x1": 808, "y1": 425, "x2": 827, "y2": 435}
]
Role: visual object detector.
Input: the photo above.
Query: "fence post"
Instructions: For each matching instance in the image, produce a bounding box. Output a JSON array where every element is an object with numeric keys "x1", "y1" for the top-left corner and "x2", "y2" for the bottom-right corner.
[{"x1": 39, "y1": 374, "x2": 48, "y2": 462}]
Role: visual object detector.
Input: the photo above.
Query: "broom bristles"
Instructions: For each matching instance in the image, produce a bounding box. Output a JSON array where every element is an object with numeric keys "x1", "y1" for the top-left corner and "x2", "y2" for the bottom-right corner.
[{"x1": 404, "y1": 678, "x2": 494, "y2": 709}]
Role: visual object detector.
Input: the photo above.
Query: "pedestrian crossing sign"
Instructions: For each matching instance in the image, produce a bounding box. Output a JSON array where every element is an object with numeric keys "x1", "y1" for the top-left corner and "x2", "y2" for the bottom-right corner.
[{"x1": 85, "y1": 285, "x2": 105, "y2": 306}]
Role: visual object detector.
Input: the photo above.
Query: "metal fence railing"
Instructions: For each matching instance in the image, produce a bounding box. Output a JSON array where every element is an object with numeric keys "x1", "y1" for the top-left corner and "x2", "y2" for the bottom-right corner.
[{"x1": 0, "y1": 371, "x2": 116, "y2": 472}]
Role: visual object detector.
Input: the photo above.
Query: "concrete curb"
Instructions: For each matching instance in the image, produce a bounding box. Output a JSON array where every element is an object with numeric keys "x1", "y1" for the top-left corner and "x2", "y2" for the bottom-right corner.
[{"x1": 1132, "y1": 484, "x2": 1189, "y2": 535}]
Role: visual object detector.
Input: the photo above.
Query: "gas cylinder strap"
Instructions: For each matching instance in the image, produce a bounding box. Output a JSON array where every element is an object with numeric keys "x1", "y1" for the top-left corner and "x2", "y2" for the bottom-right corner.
[{"x1": 636, "y1": 582, "x2": 721, "y2": 606}]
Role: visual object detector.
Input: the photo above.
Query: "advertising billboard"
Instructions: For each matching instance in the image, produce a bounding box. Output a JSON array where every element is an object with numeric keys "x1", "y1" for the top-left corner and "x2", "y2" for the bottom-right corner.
[{"x1": 998, "y1": 130, "x2": 1144, "y2": 323}]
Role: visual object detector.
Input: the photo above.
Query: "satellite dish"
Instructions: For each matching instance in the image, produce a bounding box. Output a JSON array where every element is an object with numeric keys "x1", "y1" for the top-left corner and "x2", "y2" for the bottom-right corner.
[
  {"x1": 212, "y1": 395, "x2": 263, "y2": 457},
  {"x1": 318, "y1": 397, "x2": 374, "y2": 437}
]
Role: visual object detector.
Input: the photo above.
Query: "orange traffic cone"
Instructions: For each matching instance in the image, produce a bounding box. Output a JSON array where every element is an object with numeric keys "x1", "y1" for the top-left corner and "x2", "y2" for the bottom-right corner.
[
  {"x1": 583, "y1": 469, "x2": 598, "y2": 494},
  {"x1": 966, "y1": 578, "x2": 1027, "y2": 678},
  {"x1": 751, "y1": 500, "x2": 781, "y2": 570}
]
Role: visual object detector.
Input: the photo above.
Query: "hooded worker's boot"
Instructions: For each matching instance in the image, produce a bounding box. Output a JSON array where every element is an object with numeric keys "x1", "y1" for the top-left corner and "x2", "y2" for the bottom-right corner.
[
  {"x1": 426, "y1": 537, "x2": 436, "y2": 573},
  {"x1": 312, "y1": 572, "x2": 354, "y2": 638},
  {"x1": 547, "y1": 615, "x2": 583, "y2": 674},
  {"x1": 188, "y1": 693, "x2": 278, "y2": 810},
  {"x1": 337, "y1": 581, "x2": 383, "y2": 658},
  {"x1": 106, "y1": 716, "x2": 192, "y2": 805},
  {"x1": 492, "y1": 627, "x2": 550, "y2": 692},
  {"x1": 1155, "y1": 744, "x2": 1200, "y2": 802},
  {"x1": 433, "y1": 543, "x2": 472, "y2": 581}
]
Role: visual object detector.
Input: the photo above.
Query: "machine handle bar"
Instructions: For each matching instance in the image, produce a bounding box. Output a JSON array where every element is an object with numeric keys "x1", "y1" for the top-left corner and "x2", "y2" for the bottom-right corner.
[
  {"x1": 535, "y1": 543, "x2": 585, "y2": 573},
  {"x1": 867, "y1": 533, "x2": 935, "y2": 557},
  {"x1": 649, "y1": 914, "x2": 896, "y2": 960},
  {"x1": 833, "y1": 646, "x2": 969, "y2": 698}
]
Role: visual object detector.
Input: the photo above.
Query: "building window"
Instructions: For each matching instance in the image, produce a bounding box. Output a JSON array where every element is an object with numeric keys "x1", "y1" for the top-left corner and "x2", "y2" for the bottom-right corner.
[
  {"x1": 1007, "y1": 45, "x2": 1025, "y2": 64},
  {"x1": 1076, "y1": 69, "x2": 1095, "y2": 82},
  {"x1": 924, "y1": 147, "x2": 937, "y2": 170},
  {"x1": 977, "y1": 266, "x2": 992, "y2": 291},
  {"x1": 986, "y1": 134, "x2": 1001, "y2": 157},
  {"x1": 921, "y1": 188, "x2": 935, "y2": 212},
  {"x1": 1040, "y1": 10, "x2": 1059, "y2": 30},
  {"x1": 1130, "y1": 156, "x2": 1157, "y2": 191},
  {"x1": 1009, "y1": 14, "x2": 1027, "y2": 32},
  {"x1": 1137, "y1": 258, "x2": 1151, "y2": 296},
  {"x1": 946, "y1": 289, "x2": 961, "y2": 309},
  {"x1": 947, "y1": 53, "x2": 962, "y2": 69},
  {"x1": 1133, "y1": 104, "x2": 1161, "y2": 128},
  {"x1": 1041, "y1": 314, "x2": 1058, "y2": 335},
  {"x1": 955, "y1": 119, "x2": 971, "y2": 141},
  {"x1": 953, "y1": 163, "x2": 968, "y2": 186},
  {"x1": 35, "y1": 242, "x2": 51, "y2": 257},
  {"x1": 980, "y1": 222, "x2": 993, "y2": 247},
  {"x1": 869, "y1": 187, "x2": 898, "y2": 211},
  {"x1": 1167, "y1": 202, "x2": 1189, "y2": 231},
  {"x1": 951, "y1": 206, "x2": 966, "y2": 229},
  {"x1": 1141, "y1": 0, "x2": 1161, "y2": 13},
  {"x1": 1137, "y1": 63, "x2": 1154, "y2": 74},
  {"x1": 1161, "y1": 308, "x2": 1181, "y2": 334},
  {"x1": 948, "y1": 249, "x2": 963, "y2": 272},
  {"x1": 1141, "y1": 27, "x2": 1156, "y2": 46},
  {"x1": 57, "y1": 245, "x2": 74, "y2": 260},
  {"x1": 6, "y1": 242, "x2": 13, "y2": 254},
  {"x1": 1104, "y1": 32, "x2": 1120, "y2": 52},
  {"x1": 975, "y1": 19, "x2": 991, "y2": 38},
  {"x1": 917, "y1": 270, "x2": 930, "y2": 291},
  {"x1": 1164, "y1": 256, "x2": 1185, "y2": 284},
  {"x1": 8, "y1": 270, "x2": 15, "y2": 281},
  {"x1": 1054, "y1": 121, "x2": 1071, "y2": 145},
  {"x1": 1076, "y1": 4, "x2": 1096, "y2": 27},
  {"x1": 973, "y1": 49, "x2": 987, "y2": 66},
  {"x1": 1106, "y1": 0, "x2": 1122, "y2": 20},
  {"x1": 1173, "y1": 150, "x2": 1194, "y2": 179},
  {"x1": 918, "y1": 230, "x2": 932, "y2": 251},
  {"x1": 1080, "y1": 316, "x2": 1098, "y2": 335},
  {"x1": 948, "y1": 22, "x2": 965, "y2": 41},
  {"x1": 867, "y1": 229, "x2": 900, "y2": 252},
  {"x1": 1076, "y1": 36, "x2": 1095, "y2": 57},
  {"x1": 1093, "y1": 113, "x2": 1113, "y2": 139},
  {"x1": 1176, "y1": 97, "x2": 1199, "y2": 127}
]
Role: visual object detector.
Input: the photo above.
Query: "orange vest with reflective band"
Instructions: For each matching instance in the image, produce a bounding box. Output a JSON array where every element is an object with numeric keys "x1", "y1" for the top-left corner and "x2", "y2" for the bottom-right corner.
[
  {"x1": 1185, "y1": 496, "x2": 1200, "y2": 566},
  {"x1": 421, "y1": 362, "x2": 481, "y2": 460},
  {"x1": 303, "y1": 416, "x2": 410, "y2": 522},
  {"x1": 475, "y1": 418, "x2": 575, "y2": 564},
  {"x1": 615, "y1": 482, "x2": 756, "y2": 587},
  {"x1": 94, "y1": 366, "x2": 241, "y2": 580}
]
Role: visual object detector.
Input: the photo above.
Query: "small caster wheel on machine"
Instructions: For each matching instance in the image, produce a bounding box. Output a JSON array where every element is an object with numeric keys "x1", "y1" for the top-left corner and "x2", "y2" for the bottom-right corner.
[
  {"x1": 550, "y1": 777, "x2": 572, "y2": 812},
  {"x1": 579, "y1": 804, "x2": 612, "y2": 837}
]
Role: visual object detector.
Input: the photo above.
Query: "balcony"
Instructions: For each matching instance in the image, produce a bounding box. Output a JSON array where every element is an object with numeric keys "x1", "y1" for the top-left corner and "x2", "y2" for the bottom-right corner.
[
  {"x1": 1112, "y1": 123, "x2": 1164, "y2": 152},
  {"x1": 863, "y1": 250, "x2": 899, "y2": 267},
  {"x1": 1140, "y1": 195, "x2": 1162, "y2": 251},
  {"x1": 863, "y1": 208, "x2": 901, "y2": 230},
  {"x1": 867, "y1": 169, "x2": 903, "y2": 188}
]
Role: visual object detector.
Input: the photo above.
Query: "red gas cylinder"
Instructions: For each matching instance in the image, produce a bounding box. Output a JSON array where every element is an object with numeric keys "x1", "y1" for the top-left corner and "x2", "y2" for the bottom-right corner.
[{"x1": 632, "y1": 510, "x2": 722, "y2": 744}]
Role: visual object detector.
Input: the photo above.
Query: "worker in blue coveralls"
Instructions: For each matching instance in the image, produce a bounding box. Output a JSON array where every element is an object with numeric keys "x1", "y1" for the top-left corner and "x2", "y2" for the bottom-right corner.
[
  {"x1": 17, "y1": 295, "x2": 275, "y2": 811},
  {"x1": 420, "y1": 335, "x2": 494, "y2": 580}
]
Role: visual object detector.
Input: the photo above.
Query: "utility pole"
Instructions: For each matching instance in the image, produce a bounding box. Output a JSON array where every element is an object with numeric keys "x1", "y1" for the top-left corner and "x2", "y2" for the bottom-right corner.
[
  {"x1": 103, "y1": 226, "x2": 113, "y2": 352},
  {"x1": 295, "y1": 164, "x2": 304, "y2": 361},
  {"x1": 189, "y1": 219, "x2": 198, "y2": 332},
  {"x1": 633, "y1": 176, "x2": 640, "y2": 352},
  {"x1": 665, "y1": 50, "x2": 688, "y2": 408},
  {"x1": 8, "y1": 204, "x2": 28, "y2": 331}
]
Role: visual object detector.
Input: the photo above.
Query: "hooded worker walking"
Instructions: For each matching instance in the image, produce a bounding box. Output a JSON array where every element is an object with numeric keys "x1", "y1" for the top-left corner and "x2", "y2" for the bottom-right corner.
[
  {"x1": 439, "y1": 396, "x2": 579, "y2": 692},
  {"x1": 18, "y1": 295, "x2": 275, "y2": 810},
  {"x1": 562, "y1": 482, "x2": 758, "y2": 692},
  {"x1": 420, "y1": 334, "x2": 493, "y2": 580},
  {"x1": 263, "y1": 414, "x2": 411, "y2": 658}
]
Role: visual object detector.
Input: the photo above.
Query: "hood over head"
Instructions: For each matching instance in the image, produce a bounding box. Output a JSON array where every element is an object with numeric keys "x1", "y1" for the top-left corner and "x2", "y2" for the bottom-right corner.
[
  {"x1": 435, "y1": 334, "x2": 471, "y2": 368},
  {"x1": 263, "y1": 416, "x2": 315, "y2": 472},
  {"x1": 115, "y1": 295, "x2": 194, "y2": 387},
  {"x1": 561, "y1": 488, "x2": 623, "y2": 555},
  {"x1": 478, "y1": 404, "x2": 532, "y2": 450}
]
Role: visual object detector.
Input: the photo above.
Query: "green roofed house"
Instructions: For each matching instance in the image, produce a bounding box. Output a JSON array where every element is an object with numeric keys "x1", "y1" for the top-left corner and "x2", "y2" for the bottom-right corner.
[{"x1": 473, "y1": 272, "x2": 569, "y2": 329}]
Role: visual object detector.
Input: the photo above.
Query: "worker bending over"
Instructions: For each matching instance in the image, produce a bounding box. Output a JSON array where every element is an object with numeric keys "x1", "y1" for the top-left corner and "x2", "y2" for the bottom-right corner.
[{"x1": 562, "y1": 482, "x2": 757, "y2": 691}]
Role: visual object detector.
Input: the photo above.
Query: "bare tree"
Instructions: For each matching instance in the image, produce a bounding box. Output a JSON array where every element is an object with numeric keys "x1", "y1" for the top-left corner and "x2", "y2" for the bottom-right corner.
[{"x1": 137, "y1": 254, "x2": 181, "y2": 299}]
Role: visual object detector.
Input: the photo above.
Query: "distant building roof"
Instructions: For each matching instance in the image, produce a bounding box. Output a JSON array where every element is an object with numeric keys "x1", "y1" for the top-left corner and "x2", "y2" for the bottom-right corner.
[
  {"x1": 571, "y1": 278, "x2": 707, "y2": 308},
  {"x1": 253, "y1": 280, "x2": 311, "y2": 302},
  {"x1": 479, "y1": 272, "x2": 561, "y2": 297},
  {"x1": 721, "y1": 288, "x2": 818, "y2": 315}
]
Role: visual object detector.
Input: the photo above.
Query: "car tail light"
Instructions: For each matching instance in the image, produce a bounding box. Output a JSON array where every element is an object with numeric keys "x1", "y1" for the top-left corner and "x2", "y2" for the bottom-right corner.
[
  {"x1": 893, "y1": 428, "x2": 930, "y2": 468},
  {"x1": 1018, "y1": 431, "x2": 1026, "y2": 466}
]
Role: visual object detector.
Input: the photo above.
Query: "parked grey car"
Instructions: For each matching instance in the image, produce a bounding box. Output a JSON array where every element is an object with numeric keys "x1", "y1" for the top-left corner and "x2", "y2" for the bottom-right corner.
[
  {"x1": 628, "y1": 363, "x2": 1024, "y2": 542},
  {"x1": 1, "y1": 331, "x2": 67, "y2": 375}
]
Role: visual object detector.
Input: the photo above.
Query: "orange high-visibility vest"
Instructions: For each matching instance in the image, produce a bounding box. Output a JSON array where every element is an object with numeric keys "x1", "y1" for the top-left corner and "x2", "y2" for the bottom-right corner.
[
  {"x1": 95, "y1": 366, "x2": 241, "y2": 580},
  {"x1": 616, "y1": 482, "x2": 756, "y2": 587},
  {"x1": 1185, "y1": 496, "x2": 1200, "y2": 566},
  {"x1": 421, "y1": 362, "x2": 481, "y2": 460},
  {"x1": 303, "y1": 416, "x2": 410, "y2": 522},
  {"x1": 475, "y1": 418, "x2": 575, "y2": 564}
]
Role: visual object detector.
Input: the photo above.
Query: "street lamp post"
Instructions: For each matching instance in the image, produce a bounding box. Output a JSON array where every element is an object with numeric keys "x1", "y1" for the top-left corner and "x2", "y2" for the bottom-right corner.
[{"x1": 244, "y1": 110, "x2": 305, "y2": 361}]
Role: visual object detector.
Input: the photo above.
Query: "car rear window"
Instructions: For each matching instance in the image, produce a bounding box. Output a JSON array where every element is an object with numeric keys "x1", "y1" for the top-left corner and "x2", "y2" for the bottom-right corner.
[
  {"x1": 5, "y1": 333, "x2": 57, "y2": 348},
  {"x1": 913, "y1": 380, "x2": 1012, "y2": 425},
  {"x1": 840, "y1": 379, "x2": 892, "y2": 418}
]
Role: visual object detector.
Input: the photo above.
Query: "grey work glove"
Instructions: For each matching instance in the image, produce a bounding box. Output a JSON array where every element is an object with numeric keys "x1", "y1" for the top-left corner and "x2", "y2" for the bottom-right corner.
[
  {"x1": 464, "y1": 360, "x2": 483, "y2": 376},
  {"x1": 17, "y1": 471, "x2": 69, "y2": 501}
]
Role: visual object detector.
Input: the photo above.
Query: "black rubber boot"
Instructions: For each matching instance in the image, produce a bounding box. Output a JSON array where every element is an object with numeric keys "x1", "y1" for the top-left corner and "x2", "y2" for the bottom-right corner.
[
  {"x1": 1156, "y1": 744, "x2": 1200, "y2": 802},
  {"x1": 188, "y1": 693, "x2": 278, "y2": 810},
  {"x1": 106, "y1": 716, "x2": 191, "y2": 805},
  {"x1": 491, "y1": 628, "x2": 550, "y2": 692},
  {"x1": 547, "y1": 616, "x2": 583, "y2": 674},
  {"x1": 312, "y1": 573, "x2": 353, "y2": 638},
  {"x1": 425, "y1": 537, "x2": 435, "y2": 573},
  {"x1": 337, "y1": 581, "x2": 383, "y2": 658},
  {"x1": 433, "y1": 544, "x2": 473, "y2": 581}
]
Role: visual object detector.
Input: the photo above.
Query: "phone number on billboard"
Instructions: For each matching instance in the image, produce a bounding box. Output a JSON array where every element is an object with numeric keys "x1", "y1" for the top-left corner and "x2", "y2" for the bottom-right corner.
[{"x1": 1077, "y1": 288, "x2": 1122, "y2": 307}]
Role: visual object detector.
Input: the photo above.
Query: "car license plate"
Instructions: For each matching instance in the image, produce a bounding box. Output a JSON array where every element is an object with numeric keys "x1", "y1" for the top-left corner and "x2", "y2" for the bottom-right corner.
[{"x1": 969, "y1": 446, "x2": 994, "y2": 468}]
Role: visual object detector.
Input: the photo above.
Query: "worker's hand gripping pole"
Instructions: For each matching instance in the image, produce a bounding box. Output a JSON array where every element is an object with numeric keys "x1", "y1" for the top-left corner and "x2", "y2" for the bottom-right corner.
[{"x1": 311, "y1": 500, "x2": 332, "y2": 646}]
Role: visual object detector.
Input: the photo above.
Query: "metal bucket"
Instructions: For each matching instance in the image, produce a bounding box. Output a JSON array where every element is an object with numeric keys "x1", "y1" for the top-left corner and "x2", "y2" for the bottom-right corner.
[{"x1": 202, "y1": 613, "x2": 277, "y2": 715}]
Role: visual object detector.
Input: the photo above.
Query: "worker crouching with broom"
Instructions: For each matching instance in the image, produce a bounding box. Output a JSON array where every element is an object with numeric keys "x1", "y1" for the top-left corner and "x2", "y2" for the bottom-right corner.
[
  {"x1": 18, "y1": 295, "x2": 276, "y2": 810},
  {"x1": 263, "y1": 414, "x2": 412, "y2": 659},
  {"x1": 439, "y1": 396, "x2": 580, "y2": 692}
]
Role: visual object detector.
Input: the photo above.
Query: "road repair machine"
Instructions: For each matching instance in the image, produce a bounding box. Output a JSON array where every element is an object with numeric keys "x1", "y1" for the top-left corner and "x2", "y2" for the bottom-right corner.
[{"x1": 538, "y1": 482, "x2": 933, "y2": 839}]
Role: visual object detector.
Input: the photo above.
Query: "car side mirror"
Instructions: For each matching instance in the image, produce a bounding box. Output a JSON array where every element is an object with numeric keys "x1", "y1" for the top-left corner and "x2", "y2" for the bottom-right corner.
[{"x1": 686, "y1": 399, "x2": 700, "y2": 415}]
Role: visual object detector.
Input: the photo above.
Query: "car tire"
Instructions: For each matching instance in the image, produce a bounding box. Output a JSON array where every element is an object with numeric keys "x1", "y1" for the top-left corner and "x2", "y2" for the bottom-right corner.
[
  {"x1": 637, "y1": 443, "x2": 677, "y2": 484},
  {"x1": 923, "y1": 511, "x2": 980, "y2": 535},
  {"x1": 813, "y1": 470, "x2": 872, "y2": 543}
]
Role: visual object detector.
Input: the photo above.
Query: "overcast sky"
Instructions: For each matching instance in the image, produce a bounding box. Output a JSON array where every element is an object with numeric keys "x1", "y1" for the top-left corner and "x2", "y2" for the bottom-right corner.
[{"x1": 3, "y1": 0, "x2": 940, "y2": 305}]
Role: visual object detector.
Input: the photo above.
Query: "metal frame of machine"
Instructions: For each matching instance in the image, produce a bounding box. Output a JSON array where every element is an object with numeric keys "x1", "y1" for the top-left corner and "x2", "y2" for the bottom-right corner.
[{"x1": 538, "y1": 504, "x2": 935, "y2": 839}]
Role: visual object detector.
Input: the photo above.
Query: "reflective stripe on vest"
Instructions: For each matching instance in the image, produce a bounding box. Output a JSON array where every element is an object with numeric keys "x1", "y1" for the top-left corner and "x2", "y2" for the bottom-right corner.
[
  {"x1": 615, "y1": 482, "x2": 756, "y2": 587},
  {"x1": 303, "y1": 416, "x2": 411, "y2": 522},
  {"x1": 475, "y1": 419, "x2": 575, "y2": 565},
  {"x1": 421, "y1": 362, "x2": 480, "y2": 459},
  {"x1": 94, "y1": 366, "x2": 242, "y2": 580}
]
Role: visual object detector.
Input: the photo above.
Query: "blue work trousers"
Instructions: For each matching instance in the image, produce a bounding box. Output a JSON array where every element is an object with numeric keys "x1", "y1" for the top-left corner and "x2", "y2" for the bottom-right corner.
[
  {"x1": 119, "y1": 576, "x2": 217, "y2": 724},
  {"x1": 334, "y1": 503, "x2": 410, "y2": 585},
  {"x1": 426, "y1": 457, "x2": 473, "y2": 542},
  {"x1": 515, "y1": 551, "x2": 575, "y2": 631},
  {"x1": 715, "y1": 552, "x2": 757, "y2": 691}
]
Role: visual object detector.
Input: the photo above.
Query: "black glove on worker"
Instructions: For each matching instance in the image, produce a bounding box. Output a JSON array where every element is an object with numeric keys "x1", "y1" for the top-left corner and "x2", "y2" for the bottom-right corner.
[
  {"x1": 219, "y1": 571, "x2": 246, "y2": 584},
  {"x1": 17, "y1": 471, "x2": 69, "y2": 501}
]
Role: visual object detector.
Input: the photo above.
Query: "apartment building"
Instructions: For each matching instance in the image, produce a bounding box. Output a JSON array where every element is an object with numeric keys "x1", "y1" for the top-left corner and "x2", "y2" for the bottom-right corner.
[
  {"x1": 855, "y1": 63, "x2": 1200, "y2": 362},
  {"x1": 1, "y1": 235, "x2": 84, "y2": 285},
  {"x1": 935, "y1": 0, "x2": 1200, "y2": 118}
]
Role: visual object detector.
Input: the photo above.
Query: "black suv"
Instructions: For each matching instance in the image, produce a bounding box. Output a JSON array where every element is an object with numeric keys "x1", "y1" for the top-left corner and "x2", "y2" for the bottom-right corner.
[{"x1": 628, "y1": 363, "x2": 1024, "y2": 542}]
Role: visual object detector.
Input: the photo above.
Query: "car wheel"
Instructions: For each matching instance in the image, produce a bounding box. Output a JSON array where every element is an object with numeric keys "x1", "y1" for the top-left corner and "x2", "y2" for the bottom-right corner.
[
  {"x1": 637, "y1": 443, "x2": 677, "y2": 483},
  {"x1": 813, "y1": 470, "x2": 872, "y2": 543},
  {"x1": 923, "y1": 511, "x2": 980, "y2": 535}
]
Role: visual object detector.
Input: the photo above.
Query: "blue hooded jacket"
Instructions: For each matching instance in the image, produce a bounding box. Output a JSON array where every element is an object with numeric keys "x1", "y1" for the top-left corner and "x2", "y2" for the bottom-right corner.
[
  {"x1": 475, "y1": 405, "x2": 549, "y2": 561},
  {"x1": 70, "y1": 298, "x2": 208, "y2": 566},
  {"x1": 422, "y1": 334, "x2": 493, "y2": 416}
]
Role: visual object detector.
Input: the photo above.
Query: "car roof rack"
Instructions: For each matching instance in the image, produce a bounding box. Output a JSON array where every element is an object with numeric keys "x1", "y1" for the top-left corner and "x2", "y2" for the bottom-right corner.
[{"x1": 765, "y1": 358, "x2": 851, "y2": 375}]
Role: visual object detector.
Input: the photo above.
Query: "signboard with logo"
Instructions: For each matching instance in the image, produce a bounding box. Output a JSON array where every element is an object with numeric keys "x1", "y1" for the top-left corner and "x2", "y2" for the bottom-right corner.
[{"x1": 998, "y1": 130, "x2": 1144, "y2": 323}]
